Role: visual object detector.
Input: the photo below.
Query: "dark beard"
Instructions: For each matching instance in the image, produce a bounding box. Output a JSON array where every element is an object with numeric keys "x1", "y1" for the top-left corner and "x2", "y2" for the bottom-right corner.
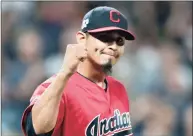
[
  {"x1": 87, "y1": 55, "x2": 113, "y2": 75},
  {"x1": 101, "y1": 60, "x2": 112, "y2": 75}
]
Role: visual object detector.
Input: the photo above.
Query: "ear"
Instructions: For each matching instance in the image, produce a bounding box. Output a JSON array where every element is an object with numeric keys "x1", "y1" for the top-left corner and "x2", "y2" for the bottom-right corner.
[{"x1": 76, "y1": 31, "x2": 87, "y2": 44}]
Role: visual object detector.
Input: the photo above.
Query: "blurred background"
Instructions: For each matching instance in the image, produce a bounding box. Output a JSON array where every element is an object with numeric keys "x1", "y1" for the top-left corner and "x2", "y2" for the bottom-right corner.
[{"x1": 1, "y1": 1, "x2": 192, "y2": 136}]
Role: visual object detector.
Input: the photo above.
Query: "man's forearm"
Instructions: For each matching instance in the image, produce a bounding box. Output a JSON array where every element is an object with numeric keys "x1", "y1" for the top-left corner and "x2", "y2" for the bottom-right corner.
[{"x1": 31, "y1": 71, "x2": 72, "y2": 134}]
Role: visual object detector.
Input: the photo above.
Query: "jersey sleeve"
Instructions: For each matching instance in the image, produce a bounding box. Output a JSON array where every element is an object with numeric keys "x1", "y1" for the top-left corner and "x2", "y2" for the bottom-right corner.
[
  {"x1": 21, "y1": 78, "x2": 66, "y2": 136},
  {"x1": 25, "y1": 111, "x2": 54, "y2": 136}
]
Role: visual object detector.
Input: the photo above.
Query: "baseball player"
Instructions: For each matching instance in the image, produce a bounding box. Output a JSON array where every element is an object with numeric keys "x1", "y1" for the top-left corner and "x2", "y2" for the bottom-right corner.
[{"x1": 21, "y1": 6, "x2": 135, "y2": 136}]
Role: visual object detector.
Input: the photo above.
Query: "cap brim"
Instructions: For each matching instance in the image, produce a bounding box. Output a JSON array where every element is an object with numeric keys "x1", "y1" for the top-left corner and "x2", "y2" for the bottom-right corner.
[{"x1": 87, "y1": 27, "x2": 135, "y2": 40}]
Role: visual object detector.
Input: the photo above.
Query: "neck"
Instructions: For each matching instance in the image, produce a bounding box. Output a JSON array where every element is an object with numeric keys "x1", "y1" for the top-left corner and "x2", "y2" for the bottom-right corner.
[{"x1": 77, "y1": 59, "x2": 106, "y2": 83}]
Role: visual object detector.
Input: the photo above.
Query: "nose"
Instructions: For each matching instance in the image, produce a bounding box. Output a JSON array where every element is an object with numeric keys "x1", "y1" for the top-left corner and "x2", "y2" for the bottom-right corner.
[{"x1": 108, "y1": 42, "x2": 118, "y2": 51}]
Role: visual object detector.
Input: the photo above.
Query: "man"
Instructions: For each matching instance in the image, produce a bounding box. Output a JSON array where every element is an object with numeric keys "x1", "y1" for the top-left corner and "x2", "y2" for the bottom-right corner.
[{"x1": 21, "y1": 6, "x2": 135, "y2": 136}]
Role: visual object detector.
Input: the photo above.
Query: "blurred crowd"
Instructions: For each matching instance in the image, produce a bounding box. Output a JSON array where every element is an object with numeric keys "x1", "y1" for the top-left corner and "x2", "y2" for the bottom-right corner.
[{"x1": 2, "y1": 1, "x2": 192, "y2": 136}]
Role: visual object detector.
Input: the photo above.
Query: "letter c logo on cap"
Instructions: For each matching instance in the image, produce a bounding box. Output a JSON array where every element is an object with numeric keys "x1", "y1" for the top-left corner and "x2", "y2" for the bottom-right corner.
[{"x1": 110, "y1": 10, "x2": 120, "y2": 23}]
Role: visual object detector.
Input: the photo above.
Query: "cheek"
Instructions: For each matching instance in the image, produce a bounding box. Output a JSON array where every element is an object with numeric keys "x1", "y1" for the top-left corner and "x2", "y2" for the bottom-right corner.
[
  {"x1": 86, "y1": 40, "x2": 105, "y2": 61},
  {"x1": 94, "y1": 40, "x2": 107, "y2": 53},
  {"x1": 87, "y1": 38, "x2": 103, "y2": 51}
]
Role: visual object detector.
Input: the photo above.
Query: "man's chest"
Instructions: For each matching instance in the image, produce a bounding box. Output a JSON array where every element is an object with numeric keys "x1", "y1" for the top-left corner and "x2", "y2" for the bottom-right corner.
[{"x1": 64, "y1": 88, "x2": 132, "y2": 136}]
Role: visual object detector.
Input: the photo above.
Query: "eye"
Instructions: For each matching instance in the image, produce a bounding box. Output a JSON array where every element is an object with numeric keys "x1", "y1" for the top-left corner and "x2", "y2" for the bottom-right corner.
[{"x1": 116, "y1": 37, "x2": 125, "y2": 46}]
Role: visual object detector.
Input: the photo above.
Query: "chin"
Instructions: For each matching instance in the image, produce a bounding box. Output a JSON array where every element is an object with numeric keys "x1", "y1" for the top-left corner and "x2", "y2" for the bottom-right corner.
[
  {"x1": 103, "y1": 58, "x2": 118, "y2": 66},
  {"x1": 92, "y1": 58, "x2": 113, "y2": 75},
  {"x1": 101, "y1": 55, "x2": 117, "y2": 65},
  {"x1": 101, "y1": 60, "x2": 113, "y2": 75},
  {"x1": 100, "y1": 58, "x2": 112, "y2": 66}
]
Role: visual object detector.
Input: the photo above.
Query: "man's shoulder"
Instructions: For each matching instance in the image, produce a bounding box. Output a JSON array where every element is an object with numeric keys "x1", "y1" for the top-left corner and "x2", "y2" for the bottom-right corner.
[
  {"x1": 107, "y1": 76, "x2": 129, "y2": 101},
  {"x1": 42, "y1": 74, "x2": 57, "y2": 87},
  {"x1": 31, "y1": 73, "x2": 79, "y2": 97},
  {"x1": 38, "y1": 74, "x2": 57, "y2": 89},
  {"x1": 30, "y1": 75, "x2": 57, "y2": 102},
  {"x1": 107, "y1": 76, "x2": 125, "y2": 89},
  {"x1": 107, "y1": 76, "x2": 124, "y2": 85}
]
